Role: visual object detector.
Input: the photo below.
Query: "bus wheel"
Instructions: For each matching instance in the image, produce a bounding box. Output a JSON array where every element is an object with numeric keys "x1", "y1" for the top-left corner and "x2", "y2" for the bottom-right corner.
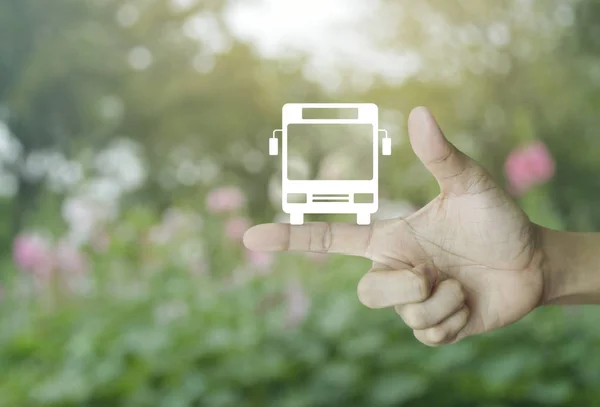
[
  {"x1": 290, "y1": 213, "x2": 304, "y2": 225},
  {"x1": 357, "y1": 213, "x2": 370, "y2": 225}
]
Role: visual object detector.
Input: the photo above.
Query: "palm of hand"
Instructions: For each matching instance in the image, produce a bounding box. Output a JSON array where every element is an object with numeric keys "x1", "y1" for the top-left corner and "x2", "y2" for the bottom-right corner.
[{"x1": 372, "y1": 186, "x2": 544, "y2": 338}]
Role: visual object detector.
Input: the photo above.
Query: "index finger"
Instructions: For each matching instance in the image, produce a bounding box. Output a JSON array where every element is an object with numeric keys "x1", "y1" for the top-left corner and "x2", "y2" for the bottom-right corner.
[{"x1": 243, "y1": 222, "x2": 376, "y2": 259}]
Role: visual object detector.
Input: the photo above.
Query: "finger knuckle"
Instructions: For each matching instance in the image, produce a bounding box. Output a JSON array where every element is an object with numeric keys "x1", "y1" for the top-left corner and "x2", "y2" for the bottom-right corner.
[
  {"x1": 458, "y1": 306, "x2": 470, "y2": 323},
  {"x1": 455, "y1": 286, "x2": 466, "y2": 305},
  {"x1": 356, "y1": 276, "x2": 377, "y2": 308},
  {"x1": 311, "y1": 223, "x2": 332, "y2": 252},
  {"x1": 413, "y1": 273, "x2": 431, "y2": 301},
  {"x1": 427, "y1": 326, "x2": 448, "y2": 344},
  {"x1": 429, "y1": 146, "x2": 454, "y2": 165},
  {"x1": 322, "y1": 223, "x2": 333, "y2": 251},
  {"x1": 444, "y1": 279, "x2": 465, "y2": 303},
  {"x1": 413, "y1": 330, "x2": 439, "y2": 347},
  {"x1": 400, "y1": 304, "x2": 428, "y2": 329}
]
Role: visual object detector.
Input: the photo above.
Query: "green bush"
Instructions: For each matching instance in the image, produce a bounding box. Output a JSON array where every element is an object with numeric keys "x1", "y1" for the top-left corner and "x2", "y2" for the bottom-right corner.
[{"x1": 2, "y1": 210, "x2": 600, "y2": 407}]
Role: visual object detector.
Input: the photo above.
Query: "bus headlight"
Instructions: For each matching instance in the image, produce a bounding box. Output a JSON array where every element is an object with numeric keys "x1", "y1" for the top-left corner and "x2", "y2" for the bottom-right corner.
[
  {"x1": 287, "y1": 193, "x2": 307, "y2": 203},
  {"x1": 354, "y1": 193, "x2": 374, "y2": 203}
]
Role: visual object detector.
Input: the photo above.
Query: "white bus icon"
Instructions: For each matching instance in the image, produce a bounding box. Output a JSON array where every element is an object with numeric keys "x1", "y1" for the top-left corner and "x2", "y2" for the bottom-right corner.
[{"x1": 269, "y1": 103, "x2": 391, "y2": 226}]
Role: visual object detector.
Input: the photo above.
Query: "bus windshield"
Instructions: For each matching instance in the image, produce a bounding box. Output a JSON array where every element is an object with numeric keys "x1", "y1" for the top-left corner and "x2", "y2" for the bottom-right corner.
[{"x1": 286, "y1": 123, "x2": 375, "y2": 181}]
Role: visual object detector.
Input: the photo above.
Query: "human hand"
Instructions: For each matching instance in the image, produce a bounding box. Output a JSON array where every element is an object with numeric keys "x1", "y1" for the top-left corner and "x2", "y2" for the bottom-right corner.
[{"x1": 243, "y1": 106, "x2": 546, "y2": 346}]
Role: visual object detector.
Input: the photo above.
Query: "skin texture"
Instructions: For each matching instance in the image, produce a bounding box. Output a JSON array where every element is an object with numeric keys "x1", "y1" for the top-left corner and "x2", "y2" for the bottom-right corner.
[{"x1": 244, "y1": 106, "x2": 547, "y2": 346}]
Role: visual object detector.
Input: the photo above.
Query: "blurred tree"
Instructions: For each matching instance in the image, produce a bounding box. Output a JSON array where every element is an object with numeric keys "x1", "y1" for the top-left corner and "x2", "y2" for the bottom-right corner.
[
  {"x1": 349, "y1": 0, "x2": 600, "y2": 231},
  {"x1": 0, "y1": 0, "x2": 330, "y2": 240},
  {"x1": 4, "y1": 0, "x2": 600, "y2": 237},
  {"x1": 547, "y1": 0, "x2": 600, "y2": 231}
]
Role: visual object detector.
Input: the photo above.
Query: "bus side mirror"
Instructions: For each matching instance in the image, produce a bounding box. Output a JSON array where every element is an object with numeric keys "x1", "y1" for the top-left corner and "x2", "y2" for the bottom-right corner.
[
  {"x1": 270, "y1": 129, "x2": 282, "y2": 156},
  {"x1": 379, "y1": 129, "x2": 391, "y2": 155}
]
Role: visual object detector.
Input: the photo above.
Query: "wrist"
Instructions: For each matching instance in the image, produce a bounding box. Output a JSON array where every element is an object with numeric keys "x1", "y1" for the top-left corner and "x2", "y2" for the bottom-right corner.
[
  {"x1": 537, "y1": 225, "x2": 600, "y2": 305},
  {"x1": 537, "y1": 226, "x2": 567, "y2": 305}
]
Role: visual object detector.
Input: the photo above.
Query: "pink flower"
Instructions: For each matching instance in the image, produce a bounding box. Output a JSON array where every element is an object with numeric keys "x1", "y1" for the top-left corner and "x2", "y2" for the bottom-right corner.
[
  {"x1": 224, "y1": 217, "x2": 250, "y2": 242},
  {"x1": 205, "y1": 186, "x2": 246, "y2": 214},
  {"x1": 504, "y1": 140, "x2": 555, "y2": 196},
  {"x1": 245, "y1": 249, "x2": 274, "y2": 274},
  {"x1": 55, "y1": 241, "x2": 88, "y2": 274},
  {"x1": 12, "y1": 233, "x2": 54, "y2": 277}
]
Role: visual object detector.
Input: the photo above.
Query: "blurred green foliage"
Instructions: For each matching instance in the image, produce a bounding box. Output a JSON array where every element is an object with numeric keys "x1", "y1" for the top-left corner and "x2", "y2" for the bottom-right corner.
[
  {"x1": 2, "y1": 0, "x2": 600, "y2": 405},
  {"x1": 2, "y1": 215, "x2": 600, "y2": 407}
]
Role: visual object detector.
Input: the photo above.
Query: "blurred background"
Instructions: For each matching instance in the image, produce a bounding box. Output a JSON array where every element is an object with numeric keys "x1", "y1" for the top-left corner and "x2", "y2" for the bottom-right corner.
[{"x1": 1, "y1": 0, "x2": 600, "y2": 405}]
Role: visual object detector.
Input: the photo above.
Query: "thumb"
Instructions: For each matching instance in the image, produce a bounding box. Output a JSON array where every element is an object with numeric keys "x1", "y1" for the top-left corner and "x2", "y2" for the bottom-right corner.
[{"x1": 407, "y1": 106, "x2": 493, "y2": 195}]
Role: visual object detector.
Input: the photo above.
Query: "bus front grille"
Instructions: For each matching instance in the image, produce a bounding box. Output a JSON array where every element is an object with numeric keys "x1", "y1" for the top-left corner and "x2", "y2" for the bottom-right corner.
[{"x1": 311, "y1": 194, "x2": 350, "y2": 202}]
